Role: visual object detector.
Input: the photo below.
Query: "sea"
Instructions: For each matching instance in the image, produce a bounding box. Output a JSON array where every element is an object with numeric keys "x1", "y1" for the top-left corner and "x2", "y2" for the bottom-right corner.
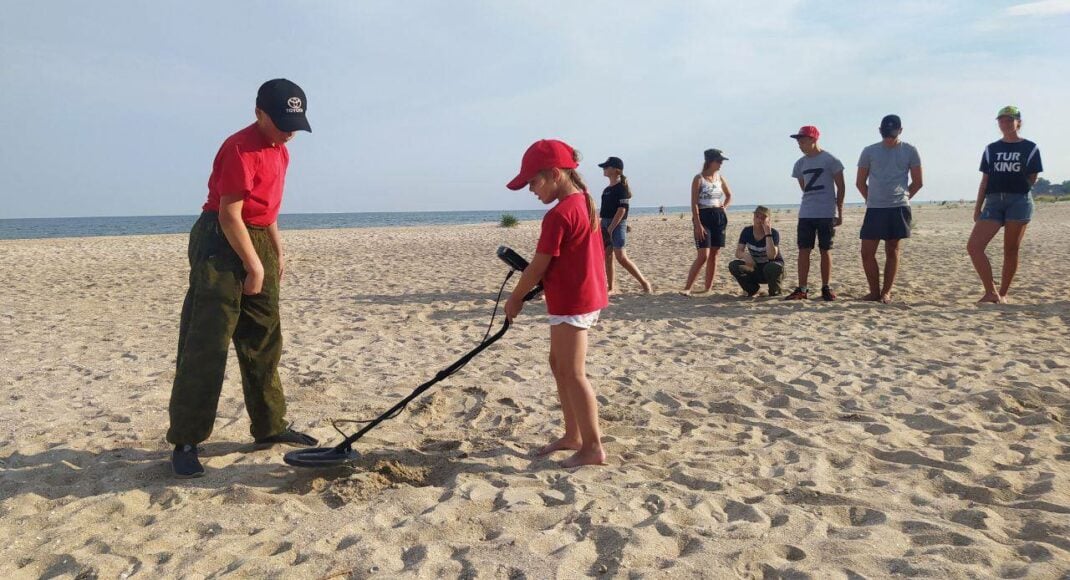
[{"x1": 0, "y1": 204, "x2": 850, "y2": 241}]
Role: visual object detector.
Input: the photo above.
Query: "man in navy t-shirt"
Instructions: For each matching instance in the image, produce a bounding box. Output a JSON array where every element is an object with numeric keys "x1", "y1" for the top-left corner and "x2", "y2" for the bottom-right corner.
[{"x1": 729, "y1": 206, "x2": 785, "y2": 296}]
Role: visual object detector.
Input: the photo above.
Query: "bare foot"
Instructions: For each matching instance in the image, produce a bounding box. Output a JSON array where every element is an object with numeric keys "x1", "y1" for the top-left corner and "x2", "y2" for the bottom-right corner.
[
  {"x1": 999, "y1": 293, "x2": 1010, "y2": 304},
  {"x1": 880, "y1": 293, "x2": 893, "y2": 304},
  {"x1": 640, "y1": 282, "x2": 653, "y2": 294},
  {"x1": 561, "y1": 447, "x2": 607, "y2": 468},
  {"x1": 607, "y1": 288, "x2": 620, "y2": 296},
  {"x1": 861, "y1": 293, "x2": 881, "y2": 301},
  {"x1": 679, "y1": 289, "x2": 692, "y2": 297},
  {"x1": 534, "y1": 438, "x2": 581, "y2": 457},
  {"x1": 977, "y1": 293, "x2": 1001, "y2": 304}
]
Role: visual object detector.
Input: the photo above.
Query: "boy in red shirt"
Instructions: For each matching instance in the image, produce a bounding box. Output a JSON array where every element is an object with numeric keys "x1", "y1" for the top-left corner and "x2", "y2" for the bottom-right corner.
[{"x1": 167, "y1": 79, "x2": 317, "y2": 478}]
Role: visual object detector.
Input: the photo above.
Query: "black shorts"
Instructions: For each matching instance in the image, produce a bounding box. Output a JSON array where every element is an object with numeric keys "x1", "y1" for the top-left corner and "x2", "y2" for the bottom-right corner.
[
  {"x1": 797, "y1": 218, "x2": 836, "y2": 250},
  {"x1": 860, "y1": 206, "x2": 912, "y2": 241},
  {"x1": 694, "y1": 207, "x2": 727, "y2": 249}
]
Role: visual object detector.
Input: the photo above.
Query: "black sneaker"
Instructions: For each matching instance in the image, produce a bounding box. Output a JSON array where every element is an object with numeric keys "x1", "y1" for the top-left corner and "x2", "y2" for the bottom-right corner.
[
  {"x1": 172, "y1": 444, "x2": 205, "y2": 478},
  {"x1": 254, "y1": 427, "x2": 319, "y2": 448},
  {"x1": 785, "y1": 287, "x2": 808, "y2": 300},
  {"x1": 821, "y1": 285, "x2": 837, "y2": 302}
]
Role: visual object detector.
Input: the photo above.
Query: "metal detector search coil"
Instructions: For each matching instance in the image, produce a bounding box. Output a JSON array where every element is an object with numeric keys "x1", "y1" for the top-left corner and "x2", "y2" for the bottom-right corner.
[
  {"x1": 497, "y1": 246, "x2": 543, "y2": 302},
  {"x1": 284, "y1": 247, "x2": 540, "y2": 468}
]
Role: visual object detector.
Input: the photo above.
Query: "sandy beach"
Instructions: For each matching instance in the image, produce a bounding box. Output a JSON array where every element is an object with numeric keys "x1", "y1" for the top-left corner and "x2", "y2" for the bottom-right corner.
[{"x1": 1, "y1": 203, "x2": 1068, "y2": 579}]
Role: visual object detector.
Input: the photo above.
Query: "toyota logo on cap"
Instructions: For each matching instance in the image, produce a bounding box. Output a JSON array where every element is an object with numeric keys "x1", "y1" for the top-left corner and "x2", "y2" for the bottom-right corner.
[{"x1": 287, "y1": 97, "x2": 303, "y2": 111}]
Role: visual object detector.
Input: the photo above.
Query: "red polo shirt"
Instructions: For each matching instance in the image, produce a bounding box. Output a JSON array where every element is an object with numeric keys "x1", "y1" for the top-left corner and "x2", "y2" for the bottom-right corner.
[
  {"x1": 535, "y1": 193, "x2": 609, "y2": 316},
  {"x1": 202, "y1": 124, "x2": 289, "y2": 227}
]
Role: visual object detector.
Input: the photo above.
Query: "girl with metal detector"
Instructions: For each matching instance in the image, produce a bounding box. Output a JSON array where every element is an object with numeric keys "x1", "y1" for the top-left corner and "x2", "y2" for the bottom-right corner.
[{"x1": 504, "y1": 139, "x2": 610, "y2": 468}]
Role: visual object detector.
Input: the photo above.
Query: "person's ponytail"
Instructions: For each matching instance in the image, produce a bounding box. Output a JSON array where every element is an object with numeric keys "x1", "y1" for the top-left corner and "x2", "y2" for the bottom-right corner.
[
  {"x1": 620, "y1": 174, "x2": 633, "y2": 199},
  {"x1": 563, "y1": 148, "x2": 597, "y2": 230}
]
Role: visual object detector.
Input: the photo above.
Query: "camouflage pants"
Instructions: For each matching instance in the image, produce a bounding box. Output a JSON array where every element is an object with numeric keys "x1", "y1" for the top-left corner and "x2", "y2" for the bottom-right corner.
[{"x1": 166, "y1": 212, "x2": 288, "y2": 445}]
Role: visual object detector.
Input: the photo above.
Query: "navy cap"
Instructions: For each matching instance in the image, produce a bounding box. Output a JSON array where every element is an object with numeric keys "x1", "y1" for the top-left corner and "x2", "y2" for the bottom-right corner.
[
  {"x1": 880, "y1": 114, "x2": 902, "y2": 131},
  {"x1": 256, "y1": 79, "x2": 311, "y2": 133},
  {"x1": 598, "y1": 156, "x2": 624, "y2": 170}
]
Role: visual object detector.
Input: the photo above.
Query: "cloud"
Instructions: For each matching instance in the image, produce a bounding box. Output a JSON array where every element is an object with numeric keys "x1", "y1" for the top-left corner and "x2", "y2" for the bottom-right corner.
[{"x1": 1005, "y1": 0, "x2": 1070, "y2": 16}]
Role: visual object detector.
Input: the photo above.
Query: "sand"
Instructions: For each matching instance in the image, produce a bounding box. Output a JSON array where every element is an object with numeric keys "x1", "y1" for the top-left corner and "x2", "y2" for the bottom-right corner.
[{"x1": 1, "y1": 203, "x2": 1068, "y2": 579}]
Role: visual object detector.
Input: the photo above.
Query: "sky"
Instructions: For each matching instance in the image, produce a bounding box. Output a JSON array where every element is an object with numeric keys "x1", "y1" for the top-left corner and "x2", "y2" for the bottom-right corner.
[{"x1": 1, "y1": 0, "x2": 1068, "y2": 219}]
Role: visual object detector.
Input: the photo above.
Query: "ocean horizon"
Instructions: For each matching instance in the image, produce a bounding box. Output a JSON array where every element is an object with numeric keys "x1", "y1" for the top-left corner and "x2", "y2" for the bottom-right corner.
[{"x1": 0, "y1": 203, "x2": 879, "y2": 240}]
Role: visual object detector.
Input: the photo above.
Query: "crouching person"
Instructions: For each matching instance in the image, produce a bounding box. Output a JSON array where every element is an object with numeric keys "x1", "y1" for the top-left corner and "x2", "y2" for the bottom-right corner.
[{"x1": 728, "y1": 206, "x2": 785, "y2": 297}]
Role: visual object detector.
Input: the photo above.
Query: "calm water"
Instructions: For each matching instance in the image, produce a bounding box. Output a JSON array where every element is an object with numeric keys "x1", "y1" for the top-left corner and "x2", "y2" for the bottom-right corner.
[{"x1": 0, "y1": 204, "x2": 814, "y2": 240}]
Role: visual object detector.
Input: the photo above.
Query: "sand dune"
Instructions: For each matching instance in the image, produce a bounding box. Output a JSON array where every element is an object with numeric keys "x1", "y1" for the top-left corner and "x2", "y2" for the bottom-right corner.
[{"x1": 2, "y1": 203, "x2": 1068, "y2": 578}]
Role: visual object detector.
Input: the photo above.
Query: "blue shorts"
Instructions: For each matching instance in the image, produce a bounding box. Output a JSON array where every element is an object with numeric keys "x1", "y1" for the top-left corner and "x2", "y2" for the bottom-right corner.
[
  {"x1": 695, "y1": 207, "x2": 727, "y2": 249},
  {"x1": 600, "y1": 218, "x2": 627, "y2": 249},
  {"x1": 860, "y1": 206, "x2": 912, "y2": 241},
  {"x1": 980, "y1": 193, "x2": 1033, "y2": 224}
]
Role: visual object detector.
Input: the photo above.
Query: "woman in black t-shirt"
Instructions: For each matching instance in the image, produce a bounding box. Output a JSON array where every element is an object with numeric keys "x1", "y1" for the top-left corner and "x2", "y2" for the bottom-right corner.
[
  {"x1": 966, "y1": 106, "x2": 1044, "y2": 304},
  {"x1": 597, "y1": 157, "x2": 652, "y2": 294}
]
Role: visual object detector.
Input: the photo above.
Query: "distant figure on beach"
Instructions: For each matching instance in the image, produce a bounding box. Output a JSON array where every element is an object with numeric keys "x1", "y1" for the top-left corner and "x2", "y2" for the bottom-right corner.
[
  {"x1": 681, "y1": 148, "x2": 733, "y2": 296},
  {"x1": 167, "y1": 80, "x2": 318, "y2": 478},
  {"x1": 597, "y1": 156, "x2": 652, "y2": 294},
  {"x1": 856, "y1": 115, "x2": 923, "y2": 303},
  {"x1": 786, "y1": 125, "x2": 845, "y2": 301},
  {"x1": 967, "y1": 106, "x2": 1043, "y2": 304},
  {"x1": 659, "y1": 205, "x2": 665, "y2": 214},
  {"x1": 504, "y1": 139, "x2": 609, "y2": 468},
  {"x1": 729, "y1": 206, "x2": 784, "y2": 297}
]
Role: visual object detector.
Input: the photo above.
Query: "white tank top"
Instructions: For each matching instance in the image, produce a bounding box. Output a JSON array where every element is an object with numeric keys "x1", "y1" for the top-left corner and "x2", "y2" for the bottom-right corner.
[{"x1": 697, "y1": 174, "x2": 724, "y2": 208}]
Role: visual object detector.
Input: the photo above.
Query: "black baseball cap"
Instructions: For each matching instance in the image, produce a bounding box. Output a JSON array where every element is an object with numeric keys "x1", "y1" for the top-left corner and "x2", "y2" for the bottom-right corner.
[
  {"x1": 256, "y1": 79, "x2": 311, "y2": 133},
  {"x1": 704, "y1": 148, "x2": 728, "y2": 162},
  {"x1": 880, "y1": 114, "x2": 902, "y2": 131},
  {"x1": 598, "y1": 156, "x2": 624, "y2": 170}
]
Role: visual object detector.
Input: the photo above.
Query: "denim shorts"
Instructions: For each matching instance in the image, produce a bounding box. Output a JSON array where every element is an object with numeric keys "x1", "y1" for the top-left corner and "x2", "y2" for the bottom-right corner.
[
  {"x1": 600, "y1": 218, "x2": 627, "y2": 249},
  {"x1": 980, "y1": 193, "x2": 1033, "y2": 224}
]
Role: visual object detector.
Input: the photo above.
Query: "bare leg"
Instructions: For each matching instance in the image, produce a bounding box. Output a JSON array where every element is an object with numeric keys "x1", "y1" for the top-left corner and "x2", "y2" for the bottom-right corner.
[
  {"x1": 703, "y1": 247, "x2": 721, "y2": 291},
  {"x1": 682, "y1": 248, "x2": 710, "y2": 295},
  {"x1": 819, "y1": 249, "x2": 832, "y2": 287},
  {"x1": 999, "y1": 221, "x2": 1029, "y2": 301},
  {"x1": 535, "y1": 339, "x2": 581, "y2": 455},
  {"x1": 881, "y1": 239, "x2": 902, "y2": 303},
  {"x1": 614, "y1": 249, "x2": 652, "y2": 293},
  {"x1": 797, "y1": 248, "x2": 812, "y2": 289},
  {"x1": 860, "y1": 239, "x2": 881, "y2": 300},
  {"x1": 604, "y1": 250, "x2": 617, "y2": 295},
  {"x1": 967, "y1": 219, "x2": 1003, "y2": 303},
  {"x1": 549, "y1": 324, "x2": 606, "y2": 468}
]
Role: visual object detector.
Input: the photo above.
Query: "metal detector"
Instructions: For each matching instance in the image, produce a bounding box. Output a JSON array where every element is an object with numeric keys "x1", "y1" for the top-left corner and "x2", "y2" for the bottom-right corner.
[{"x1": 283, "y1": 246, "x2": 541, "y2": 468}]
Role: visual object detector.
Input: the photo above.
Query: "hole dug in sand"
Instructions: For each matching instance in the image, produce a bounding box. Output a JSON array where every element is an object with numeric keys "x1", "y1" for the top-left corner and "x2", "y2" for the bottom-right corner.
[{"x1": 296, "y1": 455, "x2": 453, "y2": 507}]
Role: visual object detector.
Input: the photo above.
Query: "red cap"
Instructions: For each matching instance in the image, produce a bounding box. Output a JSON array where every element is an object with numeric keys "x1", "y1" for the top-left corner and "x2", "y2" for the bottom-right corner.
[
  {"x1": 790, "y1": 125, "x2": 820, "y2": 140},
  {"x1": 506, "y1": 139, "x2": 578, "y2": 190}
]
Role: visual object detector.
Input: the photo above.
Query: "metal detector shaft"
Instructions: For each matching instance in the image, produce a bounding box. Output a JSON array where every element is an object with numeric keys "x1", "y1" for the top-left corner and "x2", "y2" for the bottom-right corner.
[{"x1": 331, "y1": 318, "x2": 512, "y2": 453}]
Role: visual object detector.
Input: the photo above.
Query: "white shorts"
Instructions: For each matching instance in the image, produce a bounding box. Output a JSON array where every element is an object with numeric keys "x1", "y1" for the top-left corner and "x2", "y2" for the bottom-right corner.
[{"x1": 547, "y1": 310, "x2": 600, "y2": 329}]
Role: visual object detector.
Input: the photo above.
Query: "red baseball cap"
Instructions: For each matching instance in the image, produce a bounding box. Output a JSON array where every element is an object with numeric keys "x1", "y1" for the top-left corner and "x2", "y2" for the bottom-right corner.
[
  {"x1": 790, "y1": 125, "x2": 820, "y2": 140},
  {"x1": 506, "y1": 139, "x2": 578, "y2": 190}
]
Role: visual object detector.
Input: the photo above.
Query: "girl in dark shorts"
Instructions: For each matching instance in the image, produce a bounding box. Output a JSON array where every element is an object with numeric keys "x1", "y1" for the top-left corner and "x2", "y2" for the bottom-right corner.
[
  {"x1": 681, "y1": 148, "x2": 733, "y2": 296},
  {"x1": 966, "y1": 106, "x2": 1043, "y2": 304}
]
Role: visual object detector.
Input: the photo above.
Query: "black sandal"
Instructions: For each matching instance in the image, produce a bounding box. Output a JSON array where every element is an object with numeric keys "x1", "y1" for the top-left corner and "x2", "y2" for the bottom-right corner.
[{"x1": 255, "y1": 424, "x2": 319, "y2": 447}]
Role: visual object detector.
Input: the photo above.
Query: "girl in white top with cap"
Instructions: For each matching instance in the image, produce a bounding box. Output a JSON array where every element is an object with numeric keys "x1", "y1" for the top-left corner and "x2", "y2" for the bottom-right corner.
[{"x1": 681, "y1": 148, "x2": 733, "y2": 296}]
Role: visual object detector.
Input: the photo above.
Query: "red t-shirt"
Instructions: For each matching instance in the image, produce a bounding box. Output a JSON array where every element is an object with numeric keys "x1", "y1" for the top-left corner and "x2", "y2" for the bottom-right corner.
[
  {"x1": 202, "y1": 124, "x2": 289, "y2": 227},
  {"x1": 535, "y1": 193, "x2": 609, "y2": 316}
]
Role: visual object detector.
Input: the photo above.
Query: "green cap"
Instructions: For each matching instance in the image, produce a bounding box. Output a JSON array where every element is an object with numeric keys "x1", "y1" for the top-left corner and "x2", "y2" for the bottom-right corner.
[{"x1": 996, "y1": 105, "x2": 1021, "y2": 120}]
